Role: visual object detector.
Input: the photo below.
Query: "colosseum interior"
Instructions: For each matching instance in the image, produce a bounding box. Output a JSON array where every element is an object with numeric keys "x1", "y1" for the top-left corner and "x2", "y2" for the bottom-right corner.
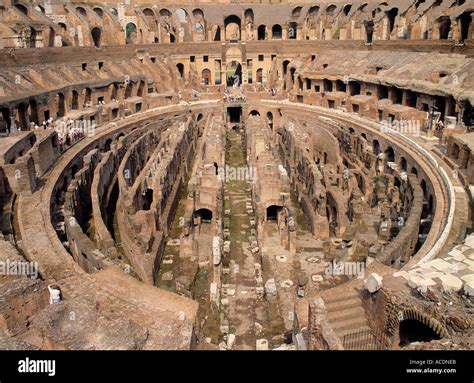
[{"x1": 0, "y1": 0, "x2": 472, "y2": 353}]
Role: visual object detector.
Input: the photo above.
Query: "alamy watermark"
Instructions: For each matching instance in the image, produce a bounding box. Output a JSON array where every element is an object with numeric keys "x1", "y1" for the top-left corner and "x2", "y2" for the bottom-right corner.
[
  {"x1": 217, "y1": 165, "x2": 256, "y2": 182},
  {"x1": 325, "y1": 260, "x2": 365, "y2": 279},
  {"x1": 381, "y1": 118, "x2": 421, "y2": 137},
  {"x1": 0, "y1": 260, "x2": 39, "y2": 279}
]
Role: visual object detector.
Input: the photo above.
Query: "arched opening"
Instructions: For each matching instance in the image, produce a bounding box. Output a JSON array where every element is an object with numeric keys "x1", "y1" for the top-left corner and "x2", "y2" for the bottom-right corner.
[
  {"x1": 201, "y1": 68, "x2": 211, "y2": 85},
  {"x1": 226, "y1": 61, "x2": 242, "y2": 86},
  {"x1": 137, "y1": 80, "x2": 145, "y2": 97},
  {"x1": 143, "y1": 8, "x2": 154, "y2": 18},
  {"x1": 365, "y1": 20, "x2": 374, "y2": 44},
  {"x1": 399, "y1": 319, "x2": 441, "y2": 347},
  {"x1": 225, "y1": 15, "x2": 241, "y2": 40},
  {"x1": 29, "y1": 99, "x2": 38, "y2": 124},
  {"x1": 93, "y1": 7, "x2": 104, "y2": 18},
  {"x1": 17, "y1": 103, "x2": 28, "y2": 130},
  {"x1": 283, "y1": 60, "x2": 290, "y2": 77},
  {"x1": 29, "y1": 27, "x2": 37, "y2": 48},
  {"x1": 83, "y1": 88, "x2": 92, "y2": 106},
  {"x1": 386, "y1": 8, "x2": 399, "y2": 36},
  {"x1": 373, "y1": 139, "x2": 381, "y2": 155},
  {"x1": 385, "y1": 147, "x2": 395, "y2": 162},
  {"x1": 72, "y1": 90, "x2": 79, "y2": 110},
  {"x1": 256, "y1": 68, "x2": 264, "y2": 83},
  {"x1": 1, "y1": 108, "x2": 11, "y2": 133},
  {"x1": 405, "y1": 90, "x2": 417, "y2": 108},
  {"x1": 458, "y1": 11, "x2": 472, "y2": 43},
  {"x1": 343, "y1": 4, "x2": 352, "y2": 16},
  {"x1": 452, "y1": 143, "x2": 460, "y2": 160},
  {"x1": 250, "y1": 110, "x2": 260, "y2": 116},
  {"x1": 267, "y1": 112, "x2": 273, "y2": 129},
  {"x1": 142, "y1": 189, "x2": 154, "y2": 211},
  {"x1": 195, "y1": 208, "x2": 213, "y2": 223},
  {"x1": 91, "y1": 27, "x2": 101, "y2": 47},
  {"x1": 56, "y1": 93, "x2": 65, "y2": 118},
  {"x1": 349, "y1": 81, "x2": 361, "y2": 96},
  {"x1": 378, "y1": 85, "x2": 389, "y2": 100},
  {"x1": 170, "y1": 33, "x2": 176, "y2": 43},
  {"x1": 272, "y1": 24, "x2": 282, "y2": 39},
  {"x1": 110, "y1": 84, "x2": 118, "y2": 101},
  {"x1": 462, "y1": 101, "x2": 472, "y2": 125},
  {"x1": 326, "y1": 5, "x2": 337, "y2": 16},
  {"x1": 335, "y1": 80, "x2": 347, "y2": 92},
  {"x1": 126, "y1": 23, "x2": 137, "y2": 44},
  {"x1": 420, "y1": 179, "x2": 427, "y2": 198},
  {"x1": 48, "y1": 27, "x2": 56, "y2": 47},
  {"x1": 124, "y1": 83, "x2": 133, "y2": 99},
  {"x1": 326, "y1": 203, "x2": 338, "y2": 236},
  {"x1": 176, "y1": 63, "x2": 185, "y2": 79},
  {"x1": 323, "y1": 79, "x2": 333, "y2": 92},
  {"x1": 213, "y1": 26, "x2": 221, "y2": 41},
  {"x1": 266, "y1": 205, "x2": 282, "y2": 221},
  {"x1": 104, "y1": 138, "x2": 112, "y2": 152},
  {"x1": 438, "y1": 16, "x2": 451, "y2": 40},
  {"x1": 400, "y1": 157, "x2": 407, "y2": 171},
  {"x1": 258, "y1": 25, "x2": 266, "y2": 40},
  {"x1": 76, "y1": 7, "x2": 87, "y2": 17},
  {"x1": 288, "y1": 22, "x2": 297, "y2": 39},
  {"x1": 175, "y1": 9, "x2": 187, "y2": 24},
  {"x1": 15, "y1": 4, "x2": 28, "y2": 15}
]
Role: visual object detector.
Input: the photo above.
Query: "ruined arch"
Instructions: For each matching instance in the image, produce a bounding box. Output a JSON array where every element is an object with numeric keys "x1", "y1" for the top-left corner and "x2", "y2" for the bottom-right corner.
[
  {"x1": 272, "y1": 25, "x2": 282, "y2": 39},
  {"x1": 126, "y1": 23, "x2": 137, "y2": 44},
  {"x1": 93, "y1": 7, "x2": 104, "y2": 18},
  {"x1": 373, "y1": 139, "x2": 381, "y2": 155},
  {"x1": 212, "y1": 25, "x2": 221, "y2": 41},
  {"x1": 458, "y1": 11, "x2": 472, "y2": 43},
  {"x1": 55, "y1": 93, "x2": 65, "y2": 118},
  {"x1": 292, "y1": 6, "x2": 303, "y2": 18},
  {"x1": 15, "y1": 4, "x2": 28, "y2": 15},
  {"x1": 326, "y1": 4, "x2": 337, "y2": 16},
  {"x1": 195, "y1": 208, "x2": 212, "y2": 222},
  {"x1": 176, "y1": 63, "x2": 185, "y2": 79},
  {"x1": 76, "y1": 7, "x2": 87, "y2": 17},
  {"x1": 400, "y1": 156, "x2": 407, "y2": 171},
  {"x1": 201, "y1": 68, "x2": 211, "y2": 85},
  {"x1": 225, "y1": 15, "x2": 241, "y2": 40},
  {"x1": 29, "y1": 99, "x2": 38, "y2": 124},
  {"x1": 385, "y1": 146, "x2": 395, "y2": 162},
  {"x1": 91, "y1": 27, "x2": 101, "y2": 48},
  {"x1": 0, "y1": 108, "x2": 11, "y2": 133},
  {"x1": 343, "y1": 4, "x2": 352, "y2": 16},
  {"x1": 226, "y1": 61, "x2": 242, "y2": 86},
  {"x1": 266, "y1": 205, "x2": 283, "y2": 221},
  {"x1": 48, "y1": 27, "x2": 56, "y2": 48},
  {"x1": 256, "y1": 68, "x2": 264, "y2": 83},
  {"x1": 386, "y1": 8, "x2": 399, "y2": 35},
  {"x1": 438, "y1": 16, "x2": 451, "y2": 40},
  {"x1": 71, "y1": 90, "x2": 79, "y2": 110},
  {"x1": 29, "y1": 27, "x2": 37, "y2": 48},
  {"x1": 396, "y1": 309, "x2": 446, "y2": 348},
  {"x1": 143, "y1": 8, "x2": 155, "y2": 17}
]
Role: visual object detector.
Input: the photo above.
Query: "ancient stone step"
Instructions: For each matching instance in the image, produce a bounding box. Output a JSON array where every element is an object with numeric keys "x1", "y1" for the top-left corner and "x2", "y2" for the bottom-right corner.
[
  {"x1": 324, "y1": 296, "x2": 362, "y2": 312},
  {"x1": 332, "y1": 316, "x2": 369, "y2": 336},
  {"x1": 321, "y1": 288, "x2": 359, "y2": 304},
  {"x1": 327, "y1": 305, "x2": 366, "y2": 322}
]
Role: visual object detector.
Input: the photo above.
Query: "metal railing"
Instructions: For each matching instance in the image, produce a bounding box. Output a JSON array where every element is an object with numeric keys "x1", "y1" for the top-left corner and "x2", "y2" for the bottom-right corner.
[{"x1": 343, "y1": 326, "x2": 389, "y2": 350}]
